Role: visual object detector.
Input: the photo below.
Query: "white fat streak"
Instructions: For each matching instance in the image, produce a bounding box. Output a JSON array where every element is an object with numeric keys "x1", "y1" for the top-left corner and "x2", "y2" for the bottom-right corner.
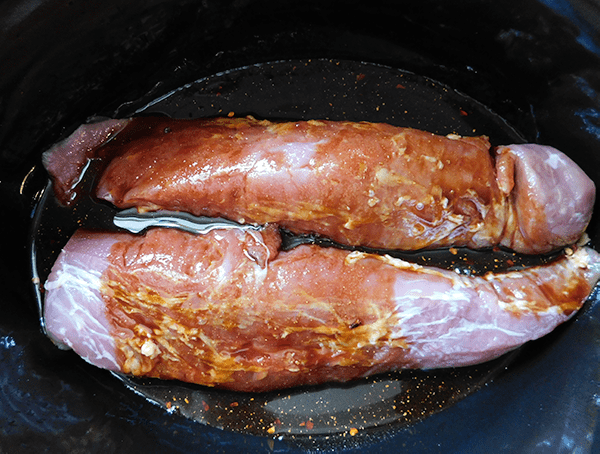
[
  {"x1": 244, "y1": 229, "x2": 273, "y2": 284},
  {"x1": 391, "y1": 286, "x2": 546, "y2": 362},
  {"x1": 45, "y1": 262, "x2": 102, "y2": 300},
  {"x1": 45, "y1": 262, "x2": 119, "y2": 368},
  {"x1": 409, "y1": 316, "x2": 530, "y2": 340}
]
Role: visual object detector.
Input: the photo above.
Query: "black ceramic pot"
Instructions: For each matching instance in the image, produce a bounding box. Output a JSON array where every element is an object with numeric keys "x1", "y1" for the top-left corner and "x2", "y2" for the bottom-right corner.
[{"x1": 2, "y1": 1, "x2": 600, "y2": 452}]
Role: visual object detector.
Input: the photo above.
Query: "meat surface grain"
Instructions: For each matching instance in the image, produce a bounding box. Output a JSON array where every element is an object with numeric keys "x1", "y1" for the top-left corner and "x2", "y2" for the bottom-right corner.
[
  {"x1": 43, "y1": 117, "x2": 595, "y2": 254},
  {"x1": 44, "y1": 227, "x2": 600, "y2": 392}
]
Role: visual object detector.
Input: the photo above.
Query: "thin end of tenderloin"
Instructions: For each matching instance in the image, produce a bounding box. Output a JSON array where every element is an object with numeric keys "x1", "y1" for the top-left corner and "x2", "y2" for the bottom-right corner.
[
  {"x1": 42, "y1": 119, "x2": 131, "y2": 205},
  {"x1": 496, "y1": 144, "x2": 596, "y2": 253}
]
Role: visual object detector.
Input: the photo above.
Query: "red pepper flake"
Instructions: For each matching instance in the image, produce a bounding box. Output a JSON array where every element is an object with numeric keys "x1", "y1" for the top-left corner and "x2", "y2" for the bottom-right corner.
[
  {"x1": 166, "y1": 402, "x2": 172, "y2": 409},
  {"x1": 396, "y1": 83, "x2": 406, "y2": 89},
  {"x1": 202, "y1": 400, "x2": 210, "y2": 411},
  {"x1": 507, "y1": 259, "x2": 515, "y2": 267},
  {"x1": 449, "y1": 247, "x2": 458, "y2": 255},
  {"x1": 460, "y1": 108, "x2": 468, "y2": 116},
  {"x1": 356, "y1": 73, "x2": 366, "y2": 81},
  {"x1": 306, "y1": 420, "x2": 314, "y2": 430},
  {"x1": 227, "y1": 111, "x2": 235, "y2": 117},
  {"x1": 230, "y1": 401, "x2": 239, "y2": 407}
]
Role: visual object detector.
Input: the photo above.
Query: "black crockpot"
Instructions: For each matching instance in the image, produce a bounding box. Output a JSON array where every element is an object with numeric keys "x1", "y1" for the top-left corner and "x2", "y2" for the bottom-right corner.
[{"x1": 2, "y1": 1, "x2": 600, "y2": 452}]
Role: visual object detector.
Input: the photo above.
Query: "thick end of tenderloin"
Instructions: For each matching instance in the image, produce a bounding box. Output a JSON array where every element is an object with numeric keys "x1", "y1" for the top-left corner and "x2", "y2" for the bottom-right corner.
[
  {"x1": 43, "y1": 230, "x2": 121, "y2": 371},
  {"x1": 496, "y1": 144, "x2": 596, "y2": 254},
  {"x1": 42, "y1": 119, "x2": 130, "y2": 205}
]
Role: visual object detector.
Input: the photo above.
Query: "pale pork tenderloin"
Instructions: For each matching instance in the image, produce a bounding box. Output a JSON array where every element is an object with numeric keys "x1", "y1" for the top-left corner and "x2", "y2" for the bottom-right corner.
[{"x1": 43, "y1": 226, "x2": 600, "y2": 392}]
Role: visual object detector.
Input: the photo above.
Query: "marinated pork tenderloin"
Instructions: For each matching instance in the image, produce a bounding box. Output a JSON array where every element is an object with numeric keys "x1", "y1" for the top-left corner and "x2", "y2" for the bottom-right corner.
[
  {"x1": 42, "y1": 116, "x2": 595, "y2": 254},
  {"x1": 42, "y1": 119, "x2": 131, "y2": 204},
  {"x1": 44, "y1": 226, "x2": 600, "y2": 392}
]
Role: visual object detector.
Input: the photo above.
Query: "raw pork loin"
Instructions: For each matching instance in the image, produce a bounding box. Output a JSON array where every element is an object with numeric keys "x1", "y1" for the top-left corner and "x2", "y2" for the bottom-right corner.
[
  {"x1": 44, "y1": 226, "x2": 600, "y2": 392},
  {"x1": 42, "y1": 117, "x2": 595, "y2": 254}
]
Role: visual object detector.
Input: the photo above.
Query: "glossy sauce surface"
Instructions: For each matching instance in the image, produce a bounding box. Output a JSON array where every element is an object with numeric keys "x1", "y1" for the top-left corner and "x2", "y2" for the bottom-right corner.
[{"x1": 95, "y1": 117, "x2": 506, "y2": 251}]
